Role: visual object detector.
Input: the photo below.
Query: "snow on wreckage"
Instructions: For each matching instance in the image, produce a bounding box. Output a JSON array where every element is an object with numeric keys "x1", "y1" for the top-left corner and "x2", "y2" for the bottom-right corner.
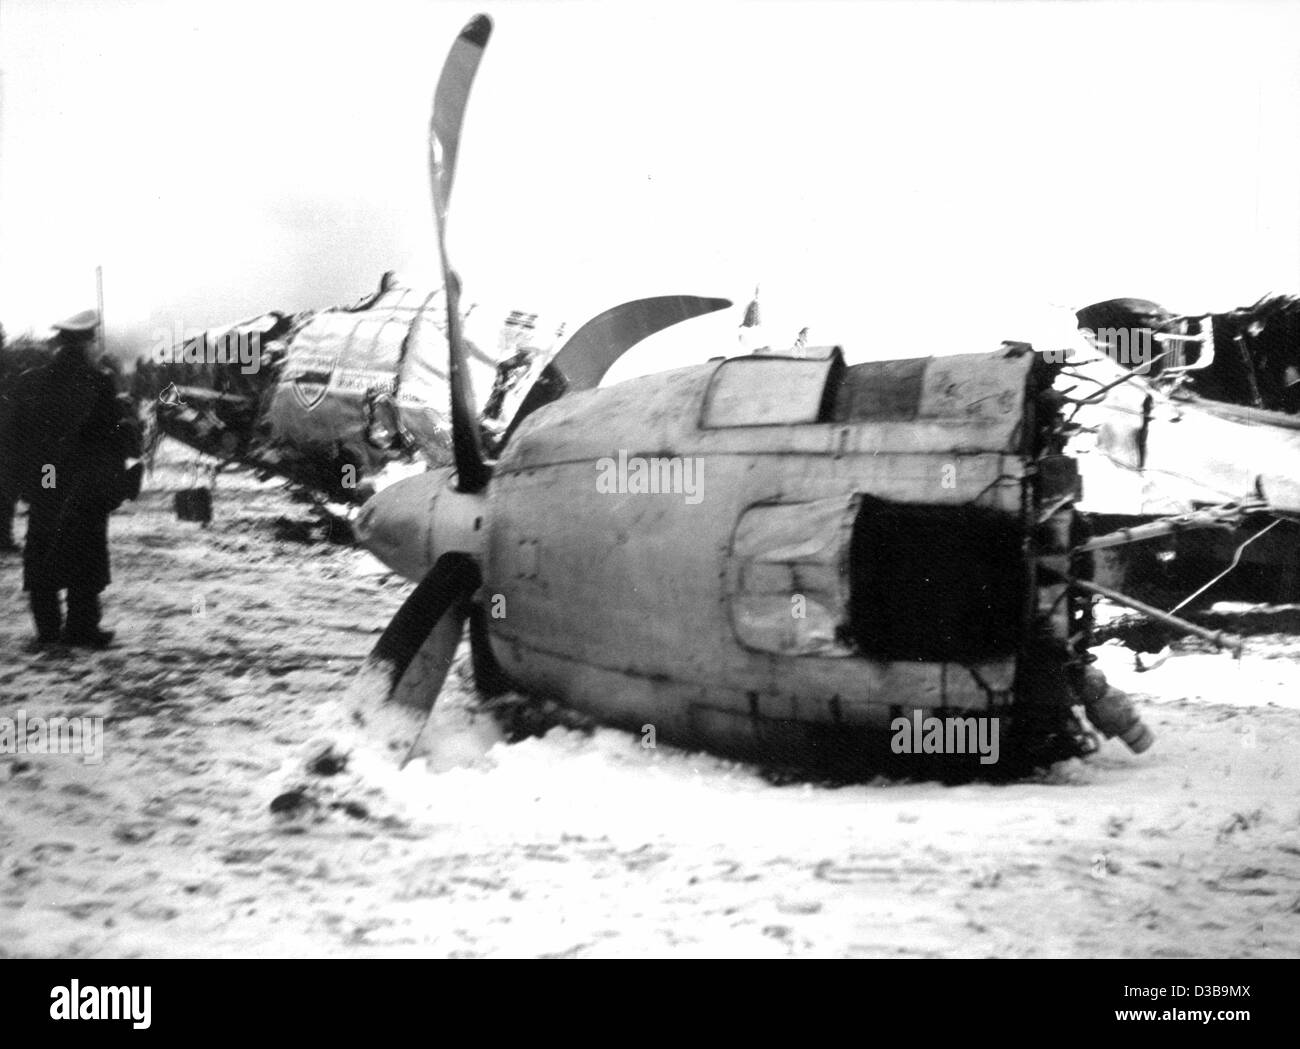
[{"x1": 338, "y1": 11, "x2": 1213, "y2": 781}]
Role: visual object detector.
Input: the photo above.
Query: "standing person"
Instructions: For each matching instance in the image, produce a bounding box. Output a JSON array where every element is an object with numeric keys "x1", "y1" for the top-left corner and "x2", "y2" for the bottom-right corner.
[{"x1": 0, "y1": 310, "x2": 130, "y2": 647}]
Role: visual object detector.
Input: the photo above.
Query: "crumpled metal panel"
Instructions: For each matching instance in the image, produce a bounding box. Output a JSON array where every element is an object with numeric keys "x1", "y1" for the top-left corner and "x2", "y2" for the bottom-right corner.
[
  {"x1": 1069, "y1": 347, "x2": 1300, "y2": 516},
  {"x1": 265, "y1": 285, "x2": 562, "y2": 472},
  {"x1": 728, "y1": 494, "x2": 859, "y2": 656},
  {"x1": 266, "y1": 304, "x2": 411, "y2": 472}
]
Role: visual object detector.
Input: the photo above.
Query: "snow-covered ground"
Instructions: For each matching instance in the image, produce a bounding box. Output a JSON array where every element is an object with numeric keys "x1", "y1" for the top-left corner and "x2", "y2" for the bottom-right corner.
[{"x1": 2, "y1": 444, "x2": 1299, "y2": 958}]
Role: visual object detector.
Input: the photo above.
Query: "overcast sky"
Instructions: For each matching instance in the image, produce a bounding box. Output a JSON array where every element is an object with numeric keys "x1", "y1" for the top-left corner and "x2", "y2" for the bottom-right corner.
[{"x1": 1, "y1": 0, "x2": 1298, "y2": 375}]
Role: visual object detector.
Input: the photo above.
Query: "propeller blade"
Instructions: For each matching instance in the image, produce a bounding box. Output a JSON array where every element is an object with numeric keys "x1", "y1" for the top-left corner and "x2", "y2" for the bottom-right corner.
[
  {"x1": 430, "y1": 14, "x2": 493, "y2": 493},
  {"x1": 390, "y1": 601, "x2": 469, "y2": 711},
  {"x1": 468, "y1": 603, "x2": 510, "y2": 698},
  {"x1": 348, "y1": 554, "x2": 480, "y2": 746},
  {"x1": 501, "y1": 294, "x2": 732, "y2": 447},
  {"x1": 429, "y1": 14, "x2": 490, "y2": 228},
  {"x1": 395, "y1": 603, "x2": 470, "y2": 766},
  {"x1": 552, "y1": 295, "x2": 734, "y2": 391}
]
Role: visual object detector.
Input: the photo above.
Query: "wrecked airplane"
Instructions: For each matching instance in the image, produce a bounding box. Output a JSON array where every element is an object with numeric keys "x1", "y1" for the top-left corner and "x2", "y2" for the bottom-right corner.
[
  {"x1": 133, "y1": 277, "x2": 567, "y2": 505},
  {"x1": 1078, "y1": 294, "x2": 1300, "y2": 415},
  {"x1": 340, "y1": 13, "x2": 1192, "y2": 779},
  {"x1": 1068, "y1": 296, "x2": 1300, "y2": 606}
]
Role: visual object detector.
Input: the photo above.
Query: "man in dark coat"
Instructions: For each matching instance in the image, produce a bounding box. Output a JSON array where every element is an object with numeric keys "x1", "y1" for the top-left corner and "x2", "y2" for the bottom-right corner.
[{"x1": 0, "y1": 310, "x2": 129, "y2": 646}]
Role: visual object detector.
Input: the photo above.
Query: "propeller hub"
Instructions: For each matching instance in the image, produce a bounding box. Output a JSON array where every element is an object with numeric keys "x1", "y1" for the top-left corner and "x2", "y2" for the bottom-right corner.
[{"x1": 354, "y1": 468, "x2": 485, "y2": 582}]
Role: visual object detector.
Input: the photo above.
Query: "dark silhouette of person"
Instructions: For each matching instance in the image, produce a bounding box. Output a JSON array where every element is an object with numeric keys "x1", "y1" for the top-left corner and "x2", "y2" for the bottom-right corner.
[{"x1": 0, "y1": 310, "x2": 133, "y2": 646}]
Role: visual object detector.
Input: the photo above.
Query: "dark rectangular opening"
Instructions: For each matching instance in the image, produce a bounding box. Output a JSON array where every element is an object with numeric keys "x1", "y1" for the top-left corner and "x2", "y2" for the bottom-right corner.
[{"x1": 847, "y1": 497, "x2": 1026, "y2": 663}]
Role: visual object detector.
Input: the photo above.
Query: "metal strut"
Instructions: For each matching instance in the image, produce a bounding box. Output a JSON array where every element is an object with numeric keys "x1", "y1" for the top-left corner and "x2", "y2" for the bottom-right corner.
[{"x1": 1068, "y1": 577, "x2": 1244, "y2": 658}]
